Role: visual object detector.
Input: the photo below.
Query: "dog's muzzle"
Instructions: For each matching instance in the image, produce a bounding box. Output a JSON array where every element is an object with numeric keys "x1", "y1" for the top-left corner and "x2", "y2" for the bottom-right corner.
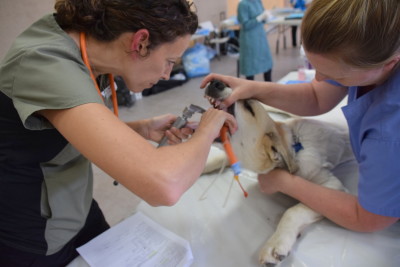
[
  {"x1": 205, "y1": 79, "x2": 230, "y2": 100},
  {"x1": 205, "y1": 79, "x2": 233, "y2": 109}
]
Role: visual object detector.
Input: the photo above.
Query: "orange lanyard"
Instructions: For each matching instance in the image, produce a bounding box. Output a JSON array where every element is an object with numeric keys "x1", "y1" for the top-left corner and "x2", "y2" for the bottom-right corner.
[{"x1": 79, "y1": 32, "x2": 119, "y2": 117}]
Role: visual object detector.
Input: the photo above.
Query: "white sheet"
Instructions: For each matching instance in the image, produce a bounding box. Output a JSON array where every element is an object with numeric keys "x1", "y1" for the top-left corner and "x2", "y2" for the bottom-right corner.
[
  {"x1": 137, "y1": 97, "x2": 400, "y2": 266},
  {"x1": 69, "y1": 72, "x2": 400, "y2": 267}
]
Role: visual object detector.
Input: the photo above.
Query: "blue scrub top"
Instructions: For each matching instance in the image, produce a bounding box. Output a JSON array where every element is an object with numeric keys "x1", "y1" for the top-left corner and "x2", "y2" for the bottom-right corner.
[{"x1": 341, "y1": 67, "x2": 400, "y2": 217}]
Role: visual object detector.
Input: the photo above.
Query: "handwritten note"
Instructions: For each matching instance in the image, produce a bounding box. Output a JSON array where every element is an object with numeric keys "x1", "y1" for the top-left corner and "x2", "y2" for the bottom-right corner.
[{"x1": 77, "y1": 212, "x2": 193, "y2": 267}]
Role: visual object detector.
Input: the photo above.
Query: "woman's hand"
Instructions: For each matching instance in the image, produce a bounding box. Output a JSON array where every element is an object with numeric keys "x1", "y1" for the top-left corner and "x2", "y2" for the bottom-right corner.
[
  {"x1": 257, "y1": 169, "x2": 294, "y2": 195},
  {"x1": 145, "y1": 108, "x2": 237, "y2": 146},
  {"x1": 195, "y1": 107, "x2": 237, "y2": 141},
  {"x1": 146, "y1": 114, "x2": 195, "y2": 144},
  {"x1": 200, "y1": 73, "x2": 258, "y2": 109}
]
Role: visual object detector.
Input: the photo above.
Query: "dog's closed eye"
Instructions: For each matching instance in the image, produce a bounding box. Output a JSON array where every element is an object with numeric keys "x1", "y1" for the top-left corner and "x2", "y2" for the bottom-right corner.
[
  {"x1": 263, "y1": 133, "x2": 280, "y2": 162},
  {"x1": 270, "y1": 145, "x2": 282, "y2": 162},
  {"x1": 266, "y1": 132, "x2": 275, "y2": 140}
]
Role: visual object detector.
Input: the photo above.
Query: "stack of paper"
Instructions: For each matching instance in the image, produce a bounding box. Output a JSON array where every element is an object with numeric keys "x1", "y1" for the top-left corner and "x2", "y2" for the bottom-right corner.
[{"x1": 77, "y1": 212, "x2": 193, "y2": 267}]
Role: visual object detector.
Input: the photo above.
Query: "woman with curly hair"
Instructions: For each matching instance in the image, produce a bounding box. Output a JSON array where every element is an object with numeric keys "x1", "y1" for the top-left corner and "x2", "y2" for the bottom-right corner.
[{"x1": 0, "y1": 0, "x2": 237, "y2": 265}]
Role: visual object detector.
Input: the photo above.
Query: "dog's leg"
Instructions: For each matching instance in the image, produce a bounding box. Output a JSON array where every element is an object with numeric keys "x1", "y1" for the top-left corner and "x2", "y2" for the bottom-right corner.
[
  {"x1": 258, "y1": 203, "x2": 323, "y2": 266},
  {"x1": 258, "y1": 171, "x2": 347, "y2": 266}
]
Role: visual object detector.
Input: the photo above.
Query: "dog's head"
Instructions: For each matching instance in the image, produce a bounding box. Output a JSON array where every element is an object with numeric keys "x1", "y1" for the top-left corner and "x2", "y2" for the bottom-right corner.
[{"x1": 205, "y1": 80, "x2": 298, "y2": 174}]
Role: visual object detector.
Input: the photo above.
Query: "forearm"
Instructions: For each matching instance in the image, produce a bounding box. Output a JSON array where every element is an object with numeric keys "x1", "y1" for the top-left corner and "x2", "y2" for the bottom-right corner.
[
  {"x1": 238, "y1": 7, "x2": 260, "y2": 30},
  {"x1": 248, "y1": 82, "x2": 321, "y2": 115},
  {"x1": 241, "y1": 18, "x2": 262, "y2": 30},
  {"x1": 283, "y1": 175, "x2": 397, "y2": 232},
  {"x1": 249, "y1": 80, "x2": 347, "y2": 116},
  {"x1": 126, "y1": 119, "x2": 149, "y2": 139}
]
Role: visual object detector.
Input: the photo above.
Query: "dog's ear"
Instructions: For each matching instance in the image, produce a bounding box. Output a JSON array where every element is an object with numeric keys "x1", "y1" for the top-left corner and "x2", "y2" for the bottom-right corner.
[{"x1": 262, "y1": 128, "x2": 299, "y2": 174}]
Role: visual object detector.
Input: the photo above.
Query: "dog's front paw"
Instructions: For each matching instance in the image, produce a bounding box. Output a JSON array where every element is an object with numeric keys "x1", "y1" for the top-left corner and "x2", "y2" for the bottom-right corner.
[{"x1": 258, "y1": 234, "x2": 292, "y2": 266}]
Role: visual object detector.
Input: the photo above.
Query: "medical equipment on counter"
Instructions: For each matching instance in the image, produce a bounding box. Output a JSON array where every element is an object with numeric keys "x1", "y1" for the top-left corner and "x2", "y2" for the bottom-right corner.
[{"x1": 158, "y1": 104, "x2": 206, "y2": 147}]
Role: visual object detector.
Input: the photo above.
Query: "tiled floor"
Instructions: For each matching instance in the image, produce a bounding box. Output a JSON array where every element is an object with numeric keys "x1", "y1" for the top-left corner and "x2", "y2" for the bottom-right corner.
[{"x1": 94, "y1": 30, "x2": 302, "y2": 226}]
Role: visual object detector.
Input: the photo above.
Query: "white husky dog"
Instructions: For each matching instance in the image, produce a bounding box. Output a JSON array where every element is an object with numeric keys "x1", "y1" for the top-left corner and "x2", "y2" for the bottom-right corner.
[{"x1": 203, "y1": 80, "x2": 354, "y2": 266}]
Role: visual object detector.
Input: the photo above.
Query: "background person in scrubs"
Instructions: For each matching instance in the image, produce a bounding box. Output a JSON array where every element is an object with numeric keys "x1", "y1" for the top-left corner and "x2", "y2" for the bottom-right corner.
[
  {"x1": 238, "y1": 0, "x2": 273, "y2": 81},
  {"x1": 289, "y1": 0, "x2": 312, "y2": 47}
]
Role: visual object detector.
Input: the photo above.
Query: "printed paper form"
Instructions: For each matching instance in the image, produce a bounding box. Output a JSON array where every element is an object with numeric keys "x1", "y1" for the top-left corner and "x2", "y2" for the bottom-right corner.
[{"x1": 77, "y1": 211, "x2": 193, "y2": 267}]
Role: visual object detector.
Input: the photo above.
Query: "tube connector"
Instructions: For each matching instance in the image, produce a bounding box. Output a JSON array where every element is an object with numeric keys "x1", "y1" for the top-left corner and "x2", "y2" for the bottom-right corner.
[{"x1": 231, "y1": 162, "x2": 241, "y2": 176}]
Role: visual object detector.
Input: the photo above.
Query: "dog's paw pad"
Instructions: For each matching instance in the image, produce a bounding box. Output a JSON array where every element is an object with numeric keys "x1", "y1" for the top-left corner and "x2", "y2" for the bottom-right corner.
[
  {"x1": 259, "y1": 240, "x2": 289, "y2": 266},
  {"x1": 259, "y1": 252, "x2": 287, "y2": 266},
  {"x1": 277, "y1": 253, "x2": 286, "y2": 261}
]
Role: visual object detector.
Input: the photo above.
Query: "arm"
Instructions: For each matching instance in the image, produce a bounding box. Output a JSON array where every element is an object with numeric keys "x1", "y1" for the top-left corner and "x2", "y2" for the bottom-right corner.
[
  {"x1": 253, "y1": 79, "x2": 347, "y2": 116},
  {"x1": 39, "y1": 103, "x2": 236, "y2": 207},
  {"x1": 125, "y1": 118, "x2": 157, "y2": 140},
  {"x1": 200, "y1": 73, "x2": 348, "y2": 116},
  {"x1": 258, "y1": 169, "x2": 399, "y2": 232},
  {"x1": 238, "y1": 2, "x2": 262, "y2": 30}
]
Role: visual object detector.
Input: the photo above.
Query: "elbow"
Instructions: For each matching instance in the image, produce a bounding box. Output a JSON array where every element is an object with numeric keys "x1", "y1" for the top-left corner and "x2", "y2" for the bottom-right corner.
[
  {"x1": 145, "y1": 172, "x2": 185, "y2": 207},
  {"x1": 152, "y1": 189, "x2": 182, "y2": 207},
  {"x1": 146, "y1": 190, "x2": 182, "y2": 207},
  {"x1": 352, "y1": 204, "x2": 398, "y2": 233},
  {"x1": 354, "y1": 220, "x2": 396, "y2": 233}
]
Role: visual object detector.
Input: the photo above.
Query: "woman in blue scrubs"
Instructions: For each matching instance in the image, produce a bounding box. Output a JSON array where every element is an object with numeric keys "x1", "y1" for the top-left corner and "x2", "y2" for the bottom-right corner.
[{"x1": 202, "y1": 0, "x2": 399, "y2": 233}]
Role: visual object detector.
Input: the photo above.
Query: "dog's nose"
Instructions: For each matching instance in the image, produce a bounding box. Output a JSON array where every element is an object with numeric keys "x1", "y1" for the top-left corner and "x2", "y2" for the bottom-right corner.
[
  {"x1": 212, "y1": 80, "x2": 226, "y2": 91},
  {"x1": 206, "y1": 79, "x2": 229, "y2": 100}
]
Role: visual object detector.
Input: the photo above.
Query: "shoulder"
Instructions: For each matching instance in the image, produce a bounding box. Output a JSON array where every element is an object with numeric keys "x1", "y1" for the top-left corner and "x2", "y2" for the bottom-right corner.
[
  {"x1": 0, "y1": 14, "x2": 102, "y2": 130},
  {"x1": 1, "y1": 38, "x2": 95, "y2": 103},
  {"x1": 1, "y1": 14, "x2": 84, "y2": 83},
  {"x1": 4, "y1": 14, "x2": 81, "y2": 64}
]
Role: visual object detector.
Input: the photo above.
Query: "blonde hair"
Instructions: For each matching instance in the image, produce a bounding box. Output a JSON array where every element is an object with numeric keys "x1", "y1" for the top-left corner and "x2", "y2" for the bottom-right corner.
[{"x1": 301, "y1": 0, "x2": 400, "y2": 68}]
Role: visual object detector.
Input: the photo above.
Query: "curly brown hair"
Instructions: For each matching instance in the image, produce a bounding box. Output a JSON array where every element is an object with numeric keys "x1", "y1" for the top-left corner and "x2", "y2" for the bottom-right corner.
[{"x1": 54, "y1": 0, "x2": 198, "y2": 50}]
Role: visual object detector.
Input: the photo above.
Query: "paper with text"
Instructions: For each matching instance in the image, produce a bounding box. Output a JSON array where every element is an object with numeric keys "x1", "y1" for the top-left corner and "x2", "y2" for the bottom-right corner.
[{"x1": 77, "y1": 212, "x2": 193, "y2": 267}]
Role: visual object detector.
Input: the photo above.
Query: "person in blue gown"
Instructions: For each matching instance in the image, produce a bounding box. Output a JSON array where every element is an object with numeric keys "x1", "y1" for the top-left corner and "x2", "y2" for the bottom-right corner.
[{"x1": 238, "y1": 0, "x2": 273, "y2": 81}]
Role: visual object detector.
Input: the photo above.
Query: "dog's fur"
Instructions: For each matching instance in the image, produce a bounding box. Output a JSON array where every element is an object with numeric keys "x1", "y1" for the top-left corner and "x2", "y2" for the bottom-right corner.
[{"x1": 203, "y1": 80, "x2": 354, "y2": 266}]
